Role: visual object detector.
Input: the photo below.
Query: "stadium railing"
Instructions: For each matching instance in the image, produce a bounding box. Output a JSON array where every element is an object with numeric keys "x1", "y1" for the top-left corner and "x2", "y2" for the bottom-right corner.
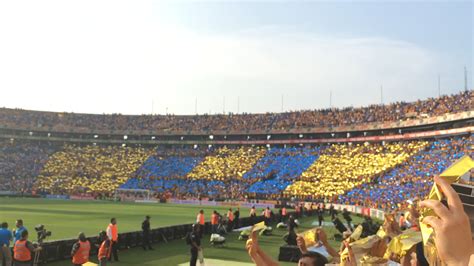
[
  {"x1": 36, "y1": 204, "x2": 384, "y2": 263},
  {"x1": 38, "y1": 214, "x2": 267, "y2": 263}
]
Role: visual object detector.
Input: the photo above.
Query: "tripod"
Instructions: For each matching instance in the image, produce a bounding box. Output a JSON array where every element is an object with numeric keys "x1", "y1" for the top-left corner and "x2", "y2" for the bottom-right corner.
[{"x1": 33, "y1": 249, "x2": 41, "y2": 266}]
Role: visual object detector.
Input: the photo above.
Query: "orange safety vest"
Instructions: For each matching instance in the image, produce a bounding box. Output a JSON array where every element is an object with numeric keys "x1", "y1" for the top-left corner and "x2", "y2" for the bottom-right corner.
[
  {"x1": 264, "y1": 209, "x2": 271, "y2": 218},
  {"x1": 227, "y1": 211, "x2": 234, "y2": 221},
  {"x1": 72, "y1": 240, "x2": 90, "y2": 265},
  {"x1": 250, "y1": 208, "x2": 256, "y2": 216},
  {"x1": 211, "y1": 214, "x2": 219, "y2": 225},
  {"x1": 98, "y1": 239, "x2": 111, "y2": 260},
  {"x1": 282, "y1": 208, "x2": 287, "y2": 216},
  {"x1": 197, "y1": 213, "x2": 205, "y2": 225},
  {"x1": 107, "y1": 224, "x2": 118, "y2": 242},
  {"x1": 13, "y1": 240, "x2": 31, "y2": 262}
]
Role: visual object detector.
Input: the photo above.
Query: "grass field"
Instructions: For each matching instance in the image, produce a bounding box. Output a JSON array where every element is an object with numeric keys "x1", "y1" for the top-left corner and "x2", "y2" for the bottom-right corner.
[{"x1": 0, "y1": 198, "x2": 365, "y2": 266}]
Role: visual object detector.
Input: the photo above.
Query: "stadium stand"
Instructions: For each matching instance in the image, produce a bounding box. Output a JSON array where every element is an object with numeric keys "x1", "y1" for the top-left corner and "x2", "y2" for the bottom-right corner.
[
  {"x1": 35, "y1": 145, "x2": 153, "y2": 195},
  {"x1": 340, "y1": 136, "x2": 473, "y2": 209},
  {"x1": 283, "y1": 141, "x2": 428, "y2": 198},
  {"x1": 0, "y1": 91, "x2": 471, "y2": 132},
  {"x1": 245, "y1": 147, "x2": 322, "y2": 194},
  {"x1": 0, "y1": 140, "x2": 58, "y2": 193},
  {"x1": 186, "y1": 147, "x2": 266, "y2": 181}
]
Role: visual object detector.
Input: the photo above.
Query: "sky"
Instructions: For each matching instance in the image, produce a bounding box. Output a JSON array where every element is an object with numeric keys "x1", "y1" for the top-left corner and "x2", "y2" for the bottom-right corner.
[{"x1": 0, "y1": 0, "x2": 472, "y2": 115}]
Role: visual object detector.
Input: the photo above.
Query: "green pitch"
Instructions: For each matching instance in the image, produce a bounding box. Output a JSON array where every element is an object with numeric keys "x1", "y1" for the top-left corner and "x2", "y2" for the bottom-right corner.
[
  {"x1": 0, "y1": 198, "x2": 253, "y2": 240},
  {"x1": 1, "y1": 198, "x2": 365, "y2": 266}
]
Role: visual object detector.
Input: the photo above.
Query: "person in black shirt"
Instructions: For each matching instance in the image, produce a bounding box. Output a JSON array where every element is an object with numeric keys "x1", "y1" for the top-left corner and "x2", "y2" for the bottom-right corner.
[
  {"x1": 142, "y1": 216, "x2": 153, "y2": 250},
  {"x1": 187, "y1": 224, "x2": 201, "y2": 266},
  {"x1": 342, "y1": 208, "x2": 353, "y2": 231},
  {"x1": 317, "y1": 206, "x2": 324, "y2": 227},
  {"x1": 233, "y1": 208, "x2": 240, "y2": 229},
  {"x1": 286, "y1": 215, "x2": 298, "y2": 245},
  {"x1": 329, "y1": 204, "x2": 337, "y2": 220}
]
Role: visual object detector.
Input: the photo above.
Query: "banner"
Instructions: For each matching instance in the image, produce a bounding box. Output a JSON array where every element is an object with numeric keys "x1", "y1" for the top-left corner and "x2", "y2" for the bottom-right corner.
[
  {"x1": 168, "y1": 199, "x2": 218, "y2": 206},
  {"x1": 46, "y1": 194, "x2": 70, "y2": 200},
  {"x1": 70, "y1": 195, "x2": 95, "y2": 200}
]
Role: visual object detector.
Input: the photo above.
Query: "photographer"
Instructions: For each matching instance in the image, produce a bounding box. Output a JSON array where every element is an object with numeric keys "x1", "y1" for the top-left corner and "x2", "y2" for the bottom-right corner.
[
  {"x1": 0, "y1": 222, "x2": 12, "y2": 266},
  {"x1": 13, "y1": 230, "x2": 41, "y2": 266},
  {"x1": 71, "y1": 232, "x2": 90, "y2": 266}
]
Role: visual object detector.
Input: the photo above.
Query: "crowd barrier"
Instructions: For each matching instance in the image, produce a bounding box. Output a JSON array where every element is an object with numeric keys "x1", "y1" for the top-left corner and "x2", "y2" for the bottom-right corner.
[
  {"x1": 36, "y1": 214, "x2": 267, "y2": 263},
  {"x1": 35, "y1": 203, "x2": 380, "y2": 263},
  {"x1": 166, "y1": 198, "x2": 276, "y2": 209}
]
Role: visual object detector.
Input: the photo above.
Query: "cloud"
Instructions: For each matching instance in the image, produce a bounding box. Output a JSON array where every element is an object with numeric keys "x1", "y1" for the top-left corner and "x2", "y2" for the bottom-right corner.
[{"x1": 0, "y1": 1, "x2": 456, "y2": 115}]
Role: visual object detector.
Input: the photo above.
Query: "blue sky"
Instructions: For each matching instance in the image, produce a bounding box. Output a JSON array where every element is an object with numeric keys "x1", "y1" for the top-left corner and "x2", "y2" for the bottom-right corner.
[
  {"x1": 0, "y1": 0, "x2": 472, "y2": 115},
  {"x1": 154, "y1": 1, "x2": 472, "y2": 71}
]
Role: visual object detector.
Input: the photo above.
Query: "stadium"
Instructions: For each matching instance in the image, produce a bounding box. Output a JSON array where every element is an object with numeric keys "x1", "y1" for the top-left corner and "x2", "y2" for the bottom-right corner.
[{"x1": 0, "y1": 1, "x2": 473, "y2": 266}]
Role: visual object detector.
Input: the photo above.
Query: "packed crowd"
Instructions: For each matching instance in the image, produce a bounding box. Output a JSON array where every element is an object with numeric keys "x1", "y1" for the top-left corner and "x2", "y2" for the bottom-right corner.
[
  {"x1": 340, "y1": 136, "x2": 473, "y2": 210},
  {"x1": 284, "y1": 141, "x2": 428, "y2": 198},
  {"x1": 0, "y1": 140, "x2": 57, "y2": 193},
  {"x1": 35, "y1": 145, "x2": 153, "y2": 195},
  {"x1": 245, "y1": 147, "x2": 322, "y2": 194},
  {"x1": 0, "y1": 136, "x2": 472, "y2": 205},
  {"x1": 0, "y1": 91, "x2": 471, "y2": 132},
  {"x1": 186, "y1": 147, "x2": 266, "y2": 181}
]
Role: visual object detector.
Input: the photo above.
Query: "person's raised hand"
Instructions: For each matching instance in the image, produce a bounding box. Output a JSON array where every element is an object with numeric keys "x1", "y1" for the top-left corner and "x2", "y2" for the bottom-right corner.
[
  {"x1": 316, "y1": 228, "x2": 328, "y2": 245},
  {"x1": 383, "y1": 213, "x2": 401, "y2": 237},
  {"x1": 340, "y1": 241, "x2": 357, "y2": 266},
  {"x1": 369, "y1": 239, "x2": 387, "y2": 258},
  {"x1": 296, "y1": 235, "x2": 308, "y2": 254},
  {"x1": 246, "y1": 230, "x2": 260, "y2": 257},
  {"x1": 419, "y1": 175, "x2": 473, "y2": 266}
]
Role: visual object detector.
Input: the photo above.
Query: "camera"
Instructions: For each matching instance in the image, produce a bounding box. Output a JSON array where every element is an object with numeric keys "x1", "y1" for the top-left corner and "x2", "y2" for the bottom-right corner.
[{"x1": 34, "y1": 224, "x2": 52, "y2": 244}]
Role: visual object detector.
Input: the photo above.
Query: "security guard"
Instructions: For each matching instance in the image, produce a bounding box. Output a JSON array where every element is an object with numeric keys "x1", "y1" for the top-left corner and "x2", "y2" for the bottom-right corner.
[
  {"x1": 97, "y1": 231, "x2": 111, "y2": 266},
  {"x1": 106, "y1": 218, "x2": 119, "y2": 262},
  {"x1": 71, "y1": 232, "x2": 90, "y2": 266},
  {"x1": 13, "y1": 230, "x2": 41, "y2": 266}
]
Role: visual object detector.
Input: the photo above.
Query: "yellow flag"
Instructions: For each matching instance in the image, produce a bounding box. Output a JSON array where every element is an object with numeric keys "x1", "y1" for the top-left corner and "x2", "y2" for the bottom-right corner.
[
  {"x1": 252, "y1": 222, "x2": 266, "y2": 232},
  {"x1": 439, "y1": 155, "x2": 474, "y2": 182},
  {"x1": 420, "y1": 156, "x2": 473, "y2": 250}
]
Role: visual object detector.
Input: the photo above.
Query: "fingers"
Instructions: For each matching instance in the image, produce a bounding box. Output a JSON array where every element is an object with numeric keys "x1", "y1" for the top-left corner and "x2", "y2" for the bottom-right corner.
[
  {"x1": 422, "y1": 215, "x2": 442, "y2": 229},
  {"x1": 434, "y1": 176, "x2": 462, "y2": 210},
  {"x1": 250, "y1": 230, "x2": 257, "y2": 240},
  {"x1": 419, "y1": 199, "x2": 450, "y2": 218}
]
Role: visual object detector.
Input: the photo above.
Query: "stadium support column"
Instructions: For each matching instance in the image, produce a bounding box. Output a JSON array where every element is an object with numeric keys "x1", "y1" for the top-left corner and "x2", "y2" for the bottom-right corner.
[
  {"x1": 465, "y1": 66, "x2": 468, "y2": 91},
  {"x1": 380, "y1": 85, "x2": 383, "y2": 104},
  {"x1": 329, "y1": 91, "x2": 332, "y2": 108},
  {"x1": 281, "y1": 94, "x2": 284, "y2": 112},
  {"x1": 237, "y1": 96, "x2": 240, "y2": 114},
  {"x1": 438, "y1": 74, "x2": 441, "y2": 97}
]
